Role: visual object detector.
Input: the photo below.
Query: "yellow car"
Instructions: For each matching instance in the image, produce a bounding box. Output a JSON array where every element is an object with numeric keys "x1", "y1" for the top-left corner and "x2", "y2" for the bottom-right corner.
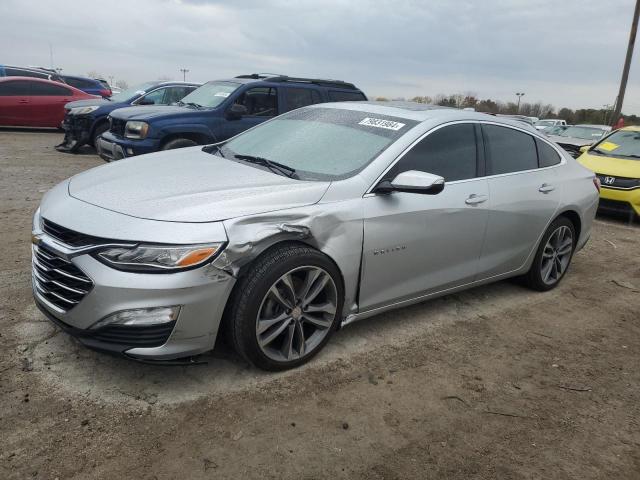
[{"x1": 577, "y1": 126, "x2": 640, "y2": 217}]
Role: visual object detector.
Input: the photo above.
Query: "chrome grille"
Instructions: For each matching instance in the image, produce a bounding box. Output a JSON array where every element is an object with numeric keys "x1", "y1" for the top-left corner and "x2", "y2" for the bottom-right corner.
[
  {"x1": 109, "y1": 117, "x2": 126, "y2": 137},
  {"x1": 42, "y1": 219, "x2": 103, "y2": 248},
  {"x1": 32, "y1": 244, "x2": 93, "y2": 312}
]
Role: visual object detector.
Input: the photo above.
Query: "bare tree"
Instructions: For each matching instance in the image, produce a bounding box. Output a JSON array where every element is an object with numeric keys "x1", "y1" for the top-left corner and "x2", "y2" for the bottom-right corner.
[{"x1": 115, "y1": 79, "x2": 129, "y2": 89}]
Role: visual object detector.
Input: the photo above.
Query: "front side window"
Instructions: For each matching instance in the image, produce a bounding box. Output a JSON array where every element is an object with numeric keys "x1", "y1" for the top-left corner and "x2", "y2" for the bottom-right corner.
[
  {"x1": 220, "y1": 107, "x2": 417, "y2": 180},
  {"x1": 235, "y1": 87, "x2": 278, "y2": 116},
  {"x1": 138, "y1": 88, "x2": 167, "y2": 105},
  {"x1": 179, "y1": 81, "x2": 240, "y2": 108},
  {"x1": 385, "y1": 124, "x2": 478, "y2": 182},
  {"x1": 0, "y1": 80, "x2": 31, "y2": 96},
  {"x1": 484, "y1": 124, "x2": 538, "y2": 175},
  {"x1": 536, "y1": 138, "x2": 562, "y2": 167}
]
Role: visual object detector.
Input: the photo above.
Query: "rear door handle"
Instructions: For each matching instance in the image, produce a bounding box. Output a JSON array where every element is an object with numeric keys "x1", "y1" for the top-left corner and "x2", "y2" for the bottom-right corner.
[
  {"x1": 539, "y1": 183, "x2": 555, "y2": 193},
  {"x1": 465, "y1": 194, "x2": 488, "y2": 205},
  {"x1": 19, "y1": 99, "x2": 28, "y2": 104}
]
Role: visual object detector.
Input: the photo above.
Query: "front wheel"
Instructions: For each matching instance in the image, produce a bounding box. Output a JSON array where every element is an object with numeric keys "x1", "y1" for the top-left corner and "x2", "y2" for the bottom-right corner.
[
  {"x1": 523, "y1": 216, "x2": 576, "y2": 291},
  {"x1": 227, "y1": 244, "x2": 344, "y2": 371}
]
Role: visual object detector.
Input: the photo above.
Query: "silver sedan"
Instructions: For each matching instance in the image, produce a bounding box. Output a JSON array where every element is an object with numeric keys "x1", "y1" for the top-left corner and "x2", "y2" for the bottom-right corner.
[{"x1": 32, "y1": 102, "x2": 600, "y2": 370}]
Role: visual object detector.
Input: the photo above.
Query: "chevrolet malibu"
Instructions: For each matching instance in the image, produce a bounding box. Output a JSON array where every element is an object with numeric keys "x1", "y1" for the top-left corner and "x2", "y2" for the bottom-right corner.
[{"x1": 32, "y1": 103, "x2": 600, "y2": 370}]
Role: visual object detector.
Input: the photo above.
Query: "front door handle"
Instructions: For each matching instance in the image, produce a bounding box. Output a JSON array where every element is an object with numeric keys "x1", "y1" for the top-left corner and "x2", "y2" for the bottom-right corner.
[
  {"x1": 19, "y1": 99, "x2": 29, "y2": 104},
  {"x1": 465, "y1": 194, "x2": 488, "y2": 205},
  {"x1": 539, "y1": 183, "x2": 555, "y2": 193}
]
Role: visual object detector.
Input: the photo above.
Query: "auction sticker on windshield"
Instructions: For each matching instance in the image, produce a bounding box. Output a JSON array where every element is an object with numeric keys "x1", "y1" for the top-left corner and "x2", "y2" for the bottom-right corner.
[
  {"x1": 214, "y1": 92, "x2": 231, "y2": 98},
  {"x1": 359, "y1": 117, "x2": 405, "y2": 131},
  {"x1": 598, "y1": 141, "x2": 619, "y2": 152}
]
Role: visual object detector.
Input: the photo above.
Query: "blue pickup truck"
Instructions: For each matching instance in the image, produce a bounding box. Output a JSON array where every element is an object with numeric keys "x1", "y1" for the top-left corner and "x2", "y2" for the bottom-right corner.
[
  {"x1": 57, "y1": 81, "x2": 200, "y2": 152},
  {"x1": 97, "y1": 74, "x2": 367, "y2": 161}
]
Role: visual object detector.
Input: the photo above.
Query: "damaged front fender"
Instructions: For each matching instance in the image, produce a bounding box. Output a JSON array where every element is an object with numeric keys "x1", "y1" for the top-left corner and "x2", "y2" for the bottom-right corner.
[{"x1": 213, "y1": 199, "x2": 364, "y2": 316}]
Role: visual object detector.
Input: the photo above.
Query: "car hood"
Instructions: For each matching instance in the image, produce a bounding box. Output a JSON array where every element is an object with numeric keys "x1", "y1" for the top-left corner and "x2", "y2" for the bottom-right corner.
[
  {"x1": 578, "y1": 152, "x2": 640, "y2": 177},
  {"x1": 109, "y1": 105, "x2": 197, "y2": 121},
  {"x1": 68, "y1": 147, "x2": 331, "y2": 223}
]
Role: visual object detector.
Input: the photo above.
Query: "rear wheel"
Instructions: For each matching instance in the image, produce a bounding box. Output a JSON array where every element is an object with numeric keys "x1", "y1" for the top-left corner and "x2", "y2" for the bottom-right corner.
[
  {"x1": 162, "y1": 138, "x2": 198, "y2": 150},
  {"x1": 523, "y1": 216, "x2": 576, "y2": 291},
  {"x1": 91, "y1": 122, "x2": 109, "y2": 148},
  {"x1": 227, "y1": 244, "x2": 343, "y2": 371}
]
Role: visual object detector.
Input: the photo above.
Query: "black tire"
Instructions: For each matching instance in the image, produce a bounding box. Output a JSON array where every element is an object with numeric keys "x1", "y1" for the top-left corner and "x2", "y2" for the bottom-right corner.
[
  {"x1": 162, "y1": 138, "x2": 198, "y2": 150},
  {"x1": 227, "y1": 243, "x2": 344, "y2": 371},
  {"x1": 91, "y1": 122, "x2": 109, "y2": 149},
  {"x1": 523, "y1": 216, "x2": 576, "y2": 291}
]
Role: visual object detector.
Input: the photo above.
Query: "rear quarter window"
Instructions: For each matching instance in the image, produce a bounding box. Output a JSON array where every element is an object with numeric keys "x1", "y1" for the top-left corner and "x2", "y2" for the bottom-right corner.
[
  {"x1": 536, "y1": 138, "x2": 562, "y2": 167},
  {"x1": 328, "y1": 90, "x2": 366, "y2": 102}
]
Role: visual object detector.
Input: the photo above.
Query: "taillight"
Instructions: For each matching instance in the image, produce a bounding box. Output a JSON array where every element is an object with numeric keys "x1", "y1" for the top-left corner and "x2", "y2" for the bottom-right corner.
[
  {"x1": 593, "y1": 176, "x2": 601, "y2": 193},
  {"x1": 99, "y1": 89, "x2": 112, "y2": 98}
]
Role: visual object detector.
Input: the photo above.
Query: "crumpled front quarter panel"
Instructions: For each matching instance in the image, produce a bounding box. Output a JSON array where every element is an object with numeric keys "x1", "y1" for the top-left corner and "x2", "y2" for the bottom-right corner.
[{"x1": 214, "y1": 199, "x2": 365, "y2": 315}]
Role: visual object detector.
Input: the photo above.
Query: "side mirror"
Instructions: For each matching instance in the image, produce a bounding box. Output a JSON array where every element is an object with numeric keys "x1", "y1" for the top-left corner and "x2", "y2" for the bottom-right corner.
[
  {"x1": 226, "y1": 103, "x2": 248, "y2": 120},
  {"x1": 374, "y1": 170, "x2": 445, "y2": 195},
  {"x1": 579, "y1": 145, "x2": 590, "y2": 154}
]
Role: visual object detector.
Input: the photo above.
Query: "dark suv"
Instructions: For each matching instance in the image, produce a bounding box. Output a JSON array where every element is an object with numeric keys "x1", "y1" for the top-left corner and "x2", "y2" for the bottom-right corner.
[
  {"x1": 56, "y1": 81, "x2": 200, "y2": 152},
  {"x1": 97, "y1": 74, "x2": 367, "y2": 161}
]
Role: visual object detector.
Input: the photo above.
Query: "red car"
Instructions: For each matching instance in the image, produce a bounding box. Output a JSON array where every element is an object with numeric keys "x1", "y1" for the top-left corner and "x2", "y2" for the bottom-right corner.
[{"x1": 0, "y1": 76, "x2": 96, "y2": 128}]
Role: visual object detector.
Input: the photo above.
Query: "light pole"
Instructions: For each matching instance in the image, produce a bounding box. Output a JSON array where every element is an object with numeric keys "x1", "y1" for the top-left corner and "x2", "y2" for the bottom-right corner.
[
  {"x1": 610, "y1": 0, "x2": 639, "y2": 126},
  {"x1": 516, "y1": 92, "x2": 525, "y2": 113},
  {"x1": 180, "y1": 68, "x2": 189, "y2": 81}
]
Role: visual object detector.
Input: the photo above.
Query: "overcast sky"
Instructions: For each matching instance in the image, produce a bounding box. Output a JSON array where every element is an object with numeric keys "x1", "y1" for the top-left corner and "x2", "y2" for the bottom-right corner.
[{"x1": 1, "y1": 0, "x2": 638, "y2": 114}]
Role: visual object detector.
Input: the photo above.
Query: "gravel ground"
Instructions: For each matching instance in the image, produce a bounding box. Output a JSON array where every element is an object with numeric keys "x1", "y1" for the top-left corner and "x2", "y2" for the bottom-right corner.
[{"x1": 1, "y1": 129, "x2": 639, "y2": 480}]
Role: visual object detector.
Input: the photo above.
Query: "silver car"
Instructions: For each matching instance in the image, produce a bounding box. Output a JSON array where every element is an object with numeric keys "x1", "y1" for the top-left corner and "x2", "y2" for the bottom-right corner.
[{"x1": 32, "y1": 102, "x2": 600, "y2": 370}]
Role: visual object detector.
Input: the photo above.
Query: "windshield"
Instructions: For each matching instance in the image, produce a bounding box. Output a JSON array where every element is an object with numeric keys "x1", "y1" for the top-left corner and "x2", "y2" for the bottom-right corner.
[
  {"x1": 547, "y1": 125, "x2": 568, "y2": 135},
  {"x1": 556, "y1": 126, "x2": 605, "y2": 140},
  {"x1": 219, "y1": 107, "x2": 417, "y2": 180},
  {"x1": 110, "y1": 82, "x2": 157, "y2": 103},
  {"x1": 179, "y1": 81, "x2": 240, "y2": 108},
  {"x1": 592, "y1": 130, "x2": 640, "y2": 159}
]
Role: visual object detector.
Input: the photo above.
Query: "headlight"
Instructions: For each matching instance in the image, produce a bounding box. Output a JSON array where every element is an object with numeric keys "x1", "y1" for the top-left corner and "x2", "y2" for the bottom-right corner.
[
  {"x1": 96, "y1": 243, "x2": 223, "y2": 272},
  {"x1": 69, "y1": 105, "x2": 99, "y2": 115},
  {"x1": 124, "y1": 121, "x2": 149, "y2": 139}
]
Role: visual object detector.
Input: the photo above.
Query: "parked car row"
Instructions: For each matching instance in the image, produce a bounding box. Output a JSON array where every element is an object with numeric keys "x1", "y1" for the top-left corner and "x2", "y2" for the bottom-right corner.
[
  {"x1": 1, "y1": 64, "x2": 113, "y2": 97},
  {"x1": 546, "y1": 124, "x2": 611, "y2": 157}
]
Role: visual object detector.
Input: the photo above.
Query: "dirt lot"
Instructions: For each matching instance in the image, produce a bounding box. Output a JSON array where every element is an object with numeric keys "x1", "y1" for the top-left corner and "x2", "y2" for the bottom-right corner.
[{"x1": 1, "y1": 130, "x2": 639, "y2": 480}]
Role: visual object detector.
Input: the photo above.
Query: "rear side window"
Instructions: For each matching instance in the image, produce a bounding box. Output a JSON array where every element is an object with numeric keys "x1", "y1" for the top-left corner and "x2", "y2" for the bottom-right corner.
[
  {"x1": 536, "y1": 138, "x2": 562, "y2": 167},
  {"x1": 484, "y1": 124, "x2": 538, "y2": 175},
  {"x1": 328, "y1": 90, "x2": 366, "y2": 102},
  {"x1": 284, "y1": 88, "x2": 322, "y2": 111},
  {"x1": 0, "y1": 80, "x2": 31, "y2": 95},
  {"x1": 386, "y1": 124, "x2": 478, "y2": 182},
  {"x1": 30, "y1": 82, "x2": 72, "y2": 96}
]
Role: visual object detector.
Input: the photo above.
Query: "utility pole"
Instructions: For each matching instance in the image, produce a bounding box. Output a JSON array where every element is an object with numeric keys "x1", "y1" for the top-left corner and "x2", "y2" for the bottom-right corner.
[
  {"x1": 610, "y1": 0, "x2": 639, "y2": 126},
  {"x1": 516, "y1": 92, "x2": 525, "y2": 113},
  {"x1": 180, "y1": 68, "x2": 189, "y2": 82},
  {"x1": 603, "y1": 104, "x2": 613, "y2": 124}
]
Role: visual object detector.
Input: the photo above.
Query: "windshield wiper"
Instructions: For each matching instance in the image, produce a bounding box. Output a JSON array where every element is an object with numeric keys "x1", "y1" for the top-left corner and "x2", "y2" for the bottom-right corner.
[
  {"x1": 234, "y1": 154, "x2": 298, "y2": 179},
  {"x1": 183, "y1": 102, "x2": 203, "y2": 109}
]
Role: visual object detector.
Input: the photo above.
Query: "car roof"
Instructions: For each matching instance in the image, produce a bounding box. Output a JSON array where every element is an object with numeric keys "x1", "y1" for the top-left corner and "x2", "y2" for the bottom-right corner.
[
  {"x1": 153, "y1": 80, "x2": 202, "y2": 87},
  {"x1": 619, "y1": 125, "x2": 640, "y2": 132},
  {"x1": 207, "y1": 75, "x2": 360, "y2": 91},
  {"x1": 307, "y1": 101, "x2": 541, "y2": 132},
  {"x1": 0, "y1": 75, "x2": 88, "y2": 93}
]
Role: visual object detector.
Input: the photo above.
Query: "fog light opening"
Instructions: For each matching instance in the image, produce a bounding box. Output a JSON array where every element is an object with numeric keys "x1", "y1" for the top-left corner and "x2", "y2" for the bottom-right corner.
[
  {"x1": 90, "y1": 306, "x2": 180, "y2": 330},
  {"x1": 126, "y1": 148, "x2": 134, "y2": 155}
]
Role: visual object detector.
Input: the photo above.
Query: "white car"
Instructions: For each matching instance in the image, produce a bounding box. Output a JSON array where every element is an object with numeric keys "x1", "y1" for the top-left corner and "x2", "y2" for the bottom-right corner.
[{"x1": 536, "y1": 119, "x2": 567, "y2": 131}]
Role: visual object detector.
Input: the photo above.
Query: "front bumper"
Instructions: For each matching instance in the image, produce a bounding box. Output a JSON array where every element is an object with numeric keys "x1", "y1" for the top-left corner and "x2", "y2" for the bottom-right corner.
[
  {"x1": 31, "y1": 234, "x2": 236, "y2": 360},
  {"x1": 599, "y1": 185, "x2": 640, "y2": 216},
  {"x1": 56, "y1": 113, "x2": 95, "y2": 152},
  {"x1": 97, "y1": 131, "x2": 160, "y2": 162}
]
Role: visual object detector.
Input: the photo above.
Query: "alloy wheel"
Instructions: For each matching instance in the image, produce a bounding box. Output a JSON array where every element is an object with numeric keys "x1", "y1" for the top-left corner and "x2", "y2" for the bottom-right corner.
[
  {"x1": 540, "y1": 225, "x2": 573, "y2": 286},
  {"x1": 255, "y1": 266, "x2": 338, "y2": 362}
]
